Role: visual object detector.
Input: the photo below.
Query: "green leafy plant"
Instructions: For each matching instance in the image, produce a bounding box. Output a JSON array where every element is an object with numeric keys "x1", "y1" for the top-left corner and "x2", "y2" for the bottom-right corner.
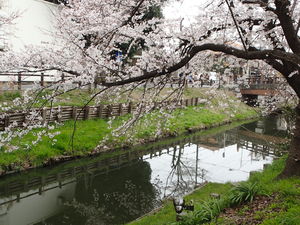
[
  {"x1": 178, "y1": 198, "x2": 228, "y2": 225},
  {"x1": 229, "y1": 182, "x2": 259, "y2": 205}
]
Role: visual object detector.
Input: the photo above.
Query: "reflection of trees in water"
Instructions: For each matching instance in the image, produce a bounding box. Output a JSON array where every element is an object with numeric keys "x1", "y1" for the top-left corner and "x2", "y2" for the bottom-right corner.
[
  {"x1": 6, "y1": 118, "x2": 292, "y2": 225},
  {"x1": 64, "y1": 180, "x2": 160, "y2": 225},
  {"x1": 276, "y1": 114, "x2": 294, "y2": 139},
  {"x1": 242, "y1": 115, "x2": 292, "y2": 138},
  {"x1": 31, "y1": 118, "x2": 291, "y2": 225},
  {"x1": 60, "y1": 161, "x2": 158, "y2": 225},
  {"x1": 163, "y1": 145, "x2": 207, "y2": 198},
  {"x1": 224, "y1": 115, "x2": 294, "y2": 160},
  {"x1": 246, "y1": 148, "x2": 268, "y2": 161},
  {"x1": 103, "y1": 180, "x2": 161, "y2": 218}
]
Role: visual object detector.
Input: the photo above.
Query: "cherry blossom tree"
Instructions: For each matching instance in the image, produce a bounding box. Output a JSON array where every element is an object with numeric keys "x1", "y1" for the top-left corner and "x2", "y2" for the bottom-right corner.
[
  {"x1": 0, "y1": 2, "x2": 20, "y2": 70},
  {"x1": 1, "y1": 0, "x2": 300, "y2": 177}
]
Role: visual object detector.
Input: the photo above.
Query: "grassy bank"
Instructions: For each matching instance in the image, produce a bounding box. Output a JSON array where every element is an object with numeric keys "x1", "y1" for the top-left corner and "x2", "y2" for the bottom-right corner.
[
  {"x1": 129, "y1": 156, "x2": 300, "y2": 225},
  {"x1": 0, "y1": 119, "x2": 256, "y2": 188},
  {"x1": 0, "y1": 89, "x2": 258, "y2": 173}
]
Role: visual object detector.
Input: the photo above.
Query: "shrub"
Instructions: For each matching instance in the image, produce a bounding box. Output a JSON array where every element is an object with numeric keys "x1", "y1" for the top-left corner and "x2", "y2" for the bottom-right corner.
[{"x1": 229, "y1": 182, "x2": 259, "y2": 206}]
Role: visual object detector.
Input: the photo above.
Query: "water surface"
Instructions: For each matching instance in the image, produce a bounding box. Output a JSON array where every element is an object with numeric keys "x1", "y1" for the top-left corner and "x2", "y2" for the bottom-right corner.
[{"x1": 0, "y1": 116, "x2": 289, "y2": 225}]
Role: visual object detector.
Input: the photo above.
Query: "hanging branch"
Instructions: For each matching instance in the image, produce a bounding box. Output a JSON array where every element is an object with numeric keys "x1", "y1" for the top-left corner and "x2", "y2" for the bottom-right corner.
[{"x1": 225, "y1": 0, "x2": 248, "y2": 52}]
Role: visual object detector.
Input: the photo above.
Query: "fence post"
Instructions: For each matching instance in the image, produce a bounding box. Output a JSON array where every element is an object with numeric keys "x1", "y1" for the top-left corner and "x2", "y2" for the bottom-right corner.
[
  {"x1": 41, "y1": 73, "x2": 45, "y2": 87},
  {"x1": 185, "y1": 99, "x2": 189, "y2": 107},
  {"x1": 180, "y1": 99, "x2": 183, "y2": 106},
  {"x1": 84, "y1": 106, "x2": 90, "y2": 120},
  {"x1": 88, "y1": 83, "x2": 92, "y2": 93},
  {"x1": 72, "y1": 106, "x2": 77, "y2": 119},
  {"x1": 191, "y1": 98, "x2": 194, "y2": 106},
  {"x1": 195, "y1": 97, "x2": 199, "y2": 106},
  {"x1": 4, "y1": 116, "x2": 10, "y2": 128},
  {"x1": 57, "y1": 110, "x2": 62, "y2": 123},
  {"x1": 108, "y1": 104, "x2": 113, "y2": 117},
  {"x1": 23, "y1": 112, "x2": 28, "y2": 126},
  {"x1": 119, "y1": 103, "x2": 123, "y2": 116},
  {"x1": 97, "y1": 105, "x2": 103, "y2": 118},
  {"x1": 128, "y1": 102, "x2": 133, "y2": 114},
  {"x1": 41, "y1": 108, "x2": 47, "y2": 123},
  {"x1": 18, "y1": 73, "x2": 22, "y2": 91}
]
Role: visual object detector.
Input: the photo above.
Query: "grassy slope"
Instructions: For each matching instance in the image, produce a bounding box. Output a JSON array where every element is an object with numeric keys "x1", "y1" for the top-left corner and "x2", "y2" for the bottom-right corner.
[
  {"x1": 213, "y1": 157, "x2": 300, "y2": 225},
  {"x1": 245, "y1": 158, "x2": 300, "y2": 225},
  {"x1": 128, "y1": 183, "x2": 233, "y2": 225},
  {"x1": 0, "y1": 119, "x2": 110, "y2": 171},
  {"x1": 0, "y1": 120, "x2": 255, "y2": 188},
  {"x1": 0, "y1": 89, "x2": 257, "y2": 172},
  {"x1": 128, "y1": 157, "x2": 300, "y2": 225}
]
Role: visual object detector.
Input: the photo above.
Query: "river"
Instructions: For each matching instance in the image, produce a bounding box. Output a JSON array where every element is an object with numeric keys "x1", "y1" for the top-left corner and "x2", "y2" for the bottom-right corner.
[{"x1": 0, "y1": 116, "x2": 290, "y2": 225}]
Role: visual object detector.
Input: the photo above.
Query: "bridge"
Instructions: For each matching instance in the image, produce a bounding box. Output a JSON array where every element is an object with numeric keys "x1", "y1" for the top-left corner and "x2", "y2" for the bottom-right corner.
[{"x1": 239, "y1": 77, "x2": 286, "y2": 105}]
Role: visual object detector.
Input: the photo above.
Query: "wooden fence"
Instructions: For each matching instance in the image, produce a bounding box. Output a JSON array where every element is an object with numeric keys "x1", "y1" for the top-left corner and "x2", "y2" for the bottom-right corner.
[{"x1": 0, "y1": 97, "x2": 203, "y2": 131}]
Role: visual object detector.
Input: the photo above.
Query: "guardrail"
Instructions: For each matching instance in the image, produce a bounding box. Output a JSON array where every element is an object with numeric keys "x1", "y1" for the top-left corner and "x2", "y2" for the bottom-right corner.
[{"x1": 240, "y1": 77, "x2": 286, "y2": 90}]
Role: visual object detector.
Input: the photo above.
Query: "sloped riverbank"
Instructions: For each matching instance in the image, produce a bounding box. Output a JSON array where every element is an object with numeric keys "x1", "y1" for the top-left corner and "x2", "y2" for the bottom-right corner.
[{"x1": 0, "y1": 90, "x2": 258, "y2": 175}]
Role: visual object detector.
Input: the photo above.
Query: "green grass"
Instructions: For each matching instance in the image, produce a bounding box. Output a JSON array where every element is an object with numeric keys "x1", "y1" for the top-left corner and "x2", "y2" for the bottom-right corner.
[
  {"x1": 0, "y1": 119, "x2": 110, "y2": 170},
  {"x1": 103, "y1": 103, "x2": 257, "y2": 149},
  {"x1": 246, "y1": 157, "x2": 300, "y2": 225},
  {"x1": 168, "y1": 108, "x2": 225, "y2": 133},
  {"x1": 0, "y1": 91, "x2": 21, "y2": 102},
  {"x1": 261, "y1": 206, "x2": 300, "y2": 225},
  {"x1": 54, "y1": 90, "x2": 98, "y2": 106},
  {"x1": 128, "y1": 183, "x2": 233, "y2": 225},
  {"x1": 128, "y1": 156, "x2": 300, "y2": 225},
  {"x1": 207, "y1": 158, "x2": 300, "y2": 225}
]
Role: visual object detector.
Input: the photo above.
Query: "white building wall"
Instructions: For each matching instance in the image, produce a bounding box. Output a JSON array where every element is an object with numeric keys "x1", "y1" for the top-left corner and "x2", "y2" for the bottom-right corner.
[
  {"x1": 3, "y1": 0, "x2": 57, "y2": 51},
  {"x1": 0, "y1": 0, "x2": 58, "y2": 84}
]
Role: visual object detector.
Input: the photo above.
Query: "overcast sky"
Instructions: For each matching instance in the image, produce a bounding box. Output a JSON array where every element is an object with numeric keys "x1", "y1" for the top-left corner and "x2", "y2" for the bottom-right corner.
[{"x1": 163, "y1": 0, "x2": 208, "y2": 25}]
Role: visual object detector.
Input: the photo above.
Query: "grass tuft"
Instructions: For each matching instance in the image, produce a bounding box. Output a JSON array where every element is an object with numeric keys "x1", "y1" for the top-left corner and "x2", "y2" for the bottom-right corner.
[{"x1": 229, "y1": 182, "x2": 259, "y2": 206}]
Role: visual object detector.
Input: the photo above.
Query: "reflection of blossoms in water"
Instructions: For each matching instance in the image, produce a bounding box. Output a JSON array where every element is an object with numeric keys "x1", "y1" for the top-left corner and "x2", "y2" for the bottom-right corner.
[
  {"x1": 164, "y1": 166, "x2": 207, "y2": 198},
  {"x1": 152, "y1": 176, "x2": 163, "y2": 197},
  {"x1": 65, "y1": 189, "x2": 113, "y2": 225},
  {"x1": 103, "y1": 180, "x2": 162, "y2": 217}
]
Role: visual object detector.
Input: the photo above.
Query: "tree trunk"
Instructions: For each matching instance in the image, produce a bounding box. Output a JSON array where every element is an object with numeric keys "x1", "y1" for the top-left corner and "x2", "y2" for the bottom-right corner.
[{"x1": 278, "y1": 103, "x2": 300, "y2": 178}]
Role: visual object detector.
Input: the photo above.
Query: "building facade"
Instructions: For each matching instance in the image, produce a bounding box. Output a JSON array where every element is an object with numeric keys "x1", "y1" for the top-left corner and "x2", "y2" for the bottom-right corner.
[{"x1": 0, "y1": 0, "x2": 58, "y2": 87}]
